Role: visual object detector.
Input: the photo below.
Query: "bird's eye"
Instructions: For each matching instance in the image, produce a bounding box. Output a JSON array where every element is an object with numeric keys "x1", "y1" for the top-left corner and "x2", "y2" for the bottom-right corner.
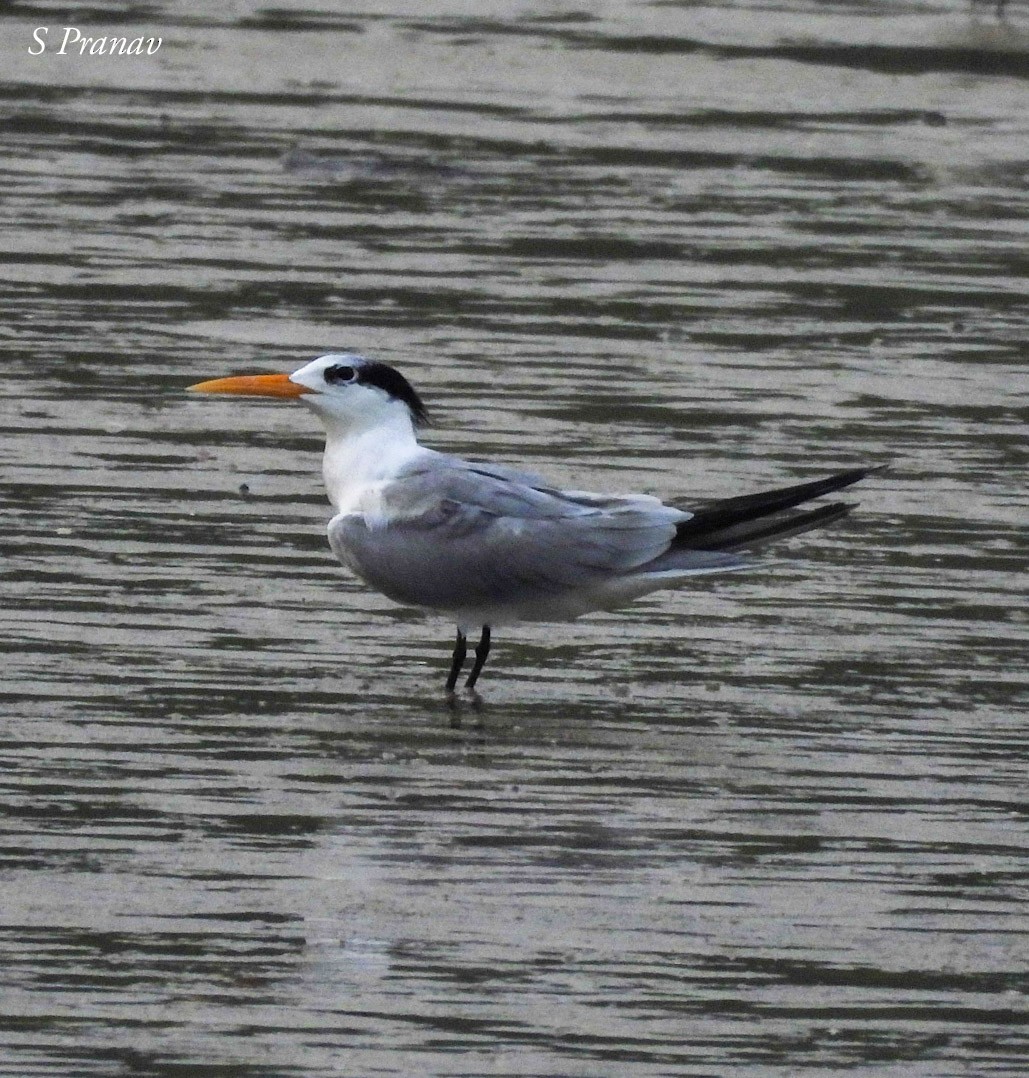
[{"x1": 325, "y1": 364, "x2": 356, "y2": 384}]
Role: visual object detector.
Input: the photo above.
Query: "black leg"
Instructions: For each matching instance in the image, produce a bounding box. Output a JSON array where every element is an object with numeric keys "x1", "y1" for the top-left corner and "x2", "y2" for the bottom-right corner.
[
  {"x1": 464, "y1": 625, "x2": 492, "y2": 690},
  {"x1": 445, "y1": 629, "x2": 467, "y2": 693}
]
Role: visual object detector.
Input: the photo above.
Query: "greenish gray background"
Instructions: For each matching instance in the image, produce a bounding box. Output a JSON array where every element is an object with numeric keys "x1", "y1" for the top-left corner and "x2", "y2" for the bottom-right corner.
[{"x1": 0, "y1": 1, "x2": 1026, "y2": 1075}]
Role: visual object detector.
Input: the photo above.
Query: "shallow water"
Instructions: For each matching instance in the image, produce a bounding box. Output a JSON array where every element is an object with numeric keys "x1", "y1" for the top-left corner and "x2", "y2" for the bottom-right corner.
[{"x1": 1, "y1": 1, "x2": 1027, "y2": 1075}]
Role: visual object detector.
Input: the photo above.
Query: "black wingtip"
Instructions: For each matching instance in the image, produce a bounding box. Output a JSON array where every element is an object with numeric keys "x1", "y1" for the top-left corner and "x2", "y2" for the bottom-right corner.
[
  {"x1": 675, "y1": 464, "x2": 885, "y2": 551},
  {"x1": 796, "y1": 464, "x2": 889, "y2": 498},
  {"x1": 694, "y1": 501, "x2": 855, "y2": 552}
]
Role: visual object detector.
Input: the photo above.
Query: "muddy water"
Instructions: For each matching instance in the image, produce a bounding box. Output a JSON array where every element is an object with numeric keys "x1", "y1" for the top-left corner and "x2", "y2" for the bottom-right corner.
[{"x1": 1, "y1": 1, "x2": 1027, "y2": 1075}]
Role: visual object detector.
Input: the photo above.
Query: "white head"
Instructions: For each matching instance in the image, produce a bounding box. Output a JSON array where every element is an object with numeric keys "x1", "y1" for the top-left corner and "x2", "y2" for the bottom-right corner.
[
  {"x1": 289, "y1": 353, "x2": 428, "y2": 433},
  {"x1": 189, "y1": 352, "x2": 429, "y2": 437}
]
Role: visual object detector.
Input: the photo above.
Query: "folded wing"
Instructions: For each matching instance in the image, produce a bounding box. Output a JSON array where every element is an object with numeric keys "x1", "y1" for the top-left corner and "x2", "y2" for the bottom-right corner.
[
  {"x1": 327, "y1": 453, "x2": 738, "y2": 612},
  {"x1": 327, "y1": 454, "x2": 880, "y2": 614}
]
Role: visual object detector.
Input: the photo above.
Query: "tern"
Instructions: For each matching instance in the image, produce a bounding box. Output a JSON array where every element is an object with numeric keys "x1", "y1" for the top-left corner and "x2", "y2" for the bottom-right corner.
[{"x1": 189, "y1": 353, "x2": 880, "y2": 696}]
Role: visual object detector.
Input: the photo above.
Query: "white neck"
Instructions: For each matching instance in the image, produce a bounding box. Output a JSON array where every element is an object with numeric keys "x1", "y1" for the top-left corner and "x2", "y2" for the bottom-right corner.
[{"x1": 317, "y1": 407, "x2": 423, "y2": 512}]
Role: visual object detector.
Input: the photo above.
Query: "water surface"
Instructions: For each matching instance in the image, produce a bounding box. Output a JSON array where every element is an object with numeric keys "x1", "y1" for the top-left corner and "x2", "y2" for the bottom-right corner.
[{"x1": 1, "y1": 1, "x2": 1027, "y2": 1075}]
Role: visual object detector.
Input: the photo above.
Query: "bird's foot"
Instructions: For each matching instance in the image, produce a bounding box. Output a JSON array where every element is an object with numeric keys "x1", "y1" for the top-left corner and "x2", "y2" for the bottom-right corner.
[{"x1": 444, "y1": 687, "x2": 485, "y2": 728}]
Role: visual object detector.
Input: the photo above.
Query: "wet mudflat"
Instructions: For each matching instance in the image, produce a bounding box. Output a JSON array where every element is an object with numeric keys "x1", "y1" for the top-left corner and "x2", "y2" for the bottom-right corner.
[{"x1": 1, "y1": 1, "x2": 1027, "y2": 1075}]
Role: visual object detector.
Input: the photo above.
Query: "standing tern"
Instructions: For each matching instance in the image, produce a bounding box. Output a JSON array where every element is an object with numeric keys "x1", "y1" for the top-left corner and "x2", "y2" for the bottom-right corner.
[{"x1": 189, "y1": 353, "x2": 880, "y2": 696}]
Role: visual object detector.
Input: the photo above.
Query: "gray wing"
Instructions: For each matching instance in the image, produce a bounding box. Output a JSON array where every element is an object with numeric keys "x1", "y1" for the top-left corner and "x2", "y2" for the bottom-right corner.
[
  {"x1": 448, "y1": 455, "x2": 674, "y2": 514},
  {"x1": 428, "y1": 451, "x2": 684, "y2": 518},
  {"x1": 326, "y1": 453, "x2": 730, "y2": 612}
]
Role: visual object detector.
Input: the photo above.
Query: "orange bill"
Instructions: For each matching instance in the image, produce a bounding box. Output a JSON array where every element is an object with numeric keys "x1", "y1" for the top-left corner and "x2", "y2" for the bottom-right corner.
[{"x1": 187, "y1": 373, "x2": 312, "y2": 398}]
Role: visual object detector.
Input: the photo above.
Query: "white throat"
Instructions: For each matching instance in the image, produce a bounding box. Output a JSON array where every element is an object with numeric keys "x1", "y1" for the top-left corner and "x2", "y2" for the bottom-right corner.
[{"x1": 317, "y1": 407, "x2": 423, "y2": 513}]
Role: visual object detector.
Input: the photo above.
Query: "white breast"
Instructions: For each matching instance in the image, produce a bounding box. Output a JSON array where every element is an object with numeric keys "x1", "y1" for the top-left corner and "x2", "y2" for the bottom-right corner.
[{"x1": 321, "y1": 418, "x2": 425, "y2": 516}]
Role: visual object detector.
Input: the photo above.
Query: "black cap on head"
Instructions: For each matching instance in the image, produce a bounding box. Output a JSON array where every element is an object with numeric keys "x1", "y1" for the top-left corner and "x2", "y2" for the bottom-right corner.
[{"x1": 357, "y1": 361, "x2": 429, "y2": 425}]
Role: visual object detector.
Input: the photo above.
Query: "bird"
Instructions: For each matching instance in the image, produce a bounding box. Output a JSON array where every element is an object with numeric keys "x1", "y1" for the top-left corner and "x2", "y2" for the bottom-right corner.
[{"x1": 189, "y1": 353, "x2": 881, "y2": 697}]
